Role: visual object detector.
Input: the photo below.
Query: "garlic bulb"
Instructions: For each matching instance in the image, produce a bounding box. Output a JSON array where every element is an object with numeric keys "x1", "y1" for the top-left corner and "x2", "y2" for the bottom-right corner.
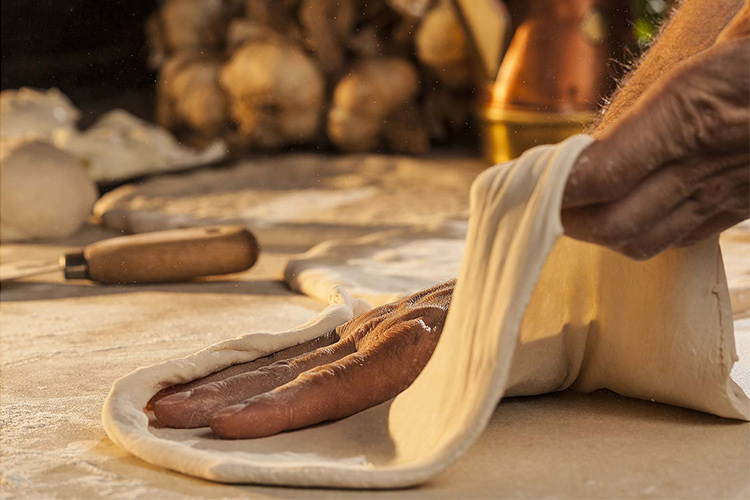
[
  {"x1": 221, "y1": 39, "x2": 324, "y2": 148},
  {"x1": 328, "y1": 58, "x2": 419, "y2": 152}
]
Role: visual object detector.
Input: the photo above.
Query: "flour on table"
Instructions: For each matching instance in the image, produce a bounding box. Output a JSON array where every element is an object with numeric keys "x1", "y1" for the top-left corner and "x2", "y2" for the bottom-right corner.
[
  {"x1": 238, "y1": 188, "x2": 378, "y2": 225},
  {"x1": 94, "y1": 154, "x2": 483, "y2": 247},
  {"x1": 102, "y1": 136, "x2": 750, "y2": 489}
]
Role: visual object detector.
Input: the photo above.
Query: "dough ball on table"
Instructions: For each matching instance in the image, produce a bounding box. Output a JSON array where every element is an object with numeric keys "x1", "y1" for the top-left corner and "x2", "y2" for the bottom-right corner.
[
  {"x1": 54, "y1": 110, "x2": 227, "y2": 183},
  {"x1": 0, "y1": 141, "x2": 97, "y2": 242}
]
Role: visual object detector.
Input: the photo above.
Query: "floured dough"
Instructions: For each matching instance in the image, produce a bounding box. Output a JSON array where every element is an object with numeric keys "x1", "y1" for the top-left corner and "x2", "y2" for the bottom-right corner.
[
  {"x1": 54, "y1": 110, "x2": 227, "y2": 182},
  {"x1": 287, "y1": 221, "x2": 750, "y2": 317},
  {"x1": 0, "y1": 88, "x2": 227, "y2": 183},
  {"x1": 102, "y1": 135, "x2": 750, "y2": 488},
  {"x1": 0, "y1": 88, "x2": 79, "y2": 141},
  {"x1": 285, "y1": 222, "x2": 466, "y2": 306},
  {"x1": 0, "y1": 140, "x2": 97, "y2": 242}
]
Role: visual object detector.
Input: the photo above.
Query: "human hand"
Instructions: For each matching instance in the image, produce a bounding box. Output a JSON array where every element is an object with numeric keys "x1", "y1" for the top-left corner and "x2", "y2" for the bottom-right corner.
[
  {"x1": 150, "y1": 280, "x2": 453, "y2": 438},
  {"x1": 562, "y1": 4, "x2": 749, "y2": 260}
]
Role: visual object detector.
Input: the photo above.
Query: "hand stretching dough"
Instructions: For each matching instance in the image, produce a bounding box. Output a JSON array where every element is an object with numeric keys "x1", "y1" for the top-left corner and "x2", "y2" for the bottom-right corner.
[{"x1": 102, "y1": 135, "x2": 749, "y2": 488}]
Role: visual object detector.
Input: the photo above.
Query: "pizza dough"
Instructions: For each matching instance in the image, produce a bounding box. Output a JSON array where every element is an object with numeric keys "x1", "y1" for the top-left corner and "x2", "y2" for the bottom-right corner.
[
  {"x1": 102, "y1": 135, "x2": 750, "y2": 488},
  {"x1": 286, "y1": 221, "x2": 750, "y2": 317},
  {"x1": 285, "y1": 222, "x2": 466, "y2": 306},
  {"x1": 0, "y1": 140, "x2": 97, "y2": 242},
  {"x1": 54, "y1": 110, "x2": 226, "y2": 182},
  {"x1": 0, "y1": 88, "x2": 227, "y2": 183},
  {"x1": 0, "y1": 88, "x2": 79, "y2": 141}
]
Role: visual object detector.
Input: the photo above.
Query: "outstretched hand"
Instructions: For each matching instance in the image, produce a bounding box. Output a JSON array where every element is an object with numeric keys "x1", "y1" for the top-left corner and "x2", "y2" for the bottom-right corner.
[
  {"x1": 562, "y1": 4, "x2": 749, "y2": 259},
  {"x1": 150, "y1": 280, "x2": 453, "y2": 438}
]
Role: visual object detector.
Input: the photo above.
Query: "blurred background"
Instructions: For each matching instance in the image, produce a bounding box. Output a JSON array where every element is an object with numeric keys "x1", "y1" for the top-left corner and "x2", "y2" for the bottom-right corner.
[
  {"x1": 1, "y1": 0, "x2": 158, "y2": 127},
  {"x1": 1, "y1": 0, "x2": 673, "y2": 154},
  {"x1": 0, "y1": 0, "x2": 675, "y2": 245}
]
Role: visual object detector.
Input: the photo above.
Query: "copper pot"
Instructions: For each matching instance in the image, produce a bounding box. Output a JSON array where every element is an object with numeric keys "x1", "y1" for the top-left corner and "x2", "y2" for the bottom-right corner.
[{"x1": 481, "y1": 0, "x2": 631, "y2": 162}]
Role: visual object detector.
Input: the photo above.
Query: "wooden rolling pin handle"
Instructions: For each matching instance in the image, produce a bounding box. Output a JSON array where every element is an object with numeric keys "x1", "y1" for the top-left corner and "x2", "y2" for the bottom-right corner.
[{"x1": 63, "y1": 226, "x2": 260, "y2": 284}]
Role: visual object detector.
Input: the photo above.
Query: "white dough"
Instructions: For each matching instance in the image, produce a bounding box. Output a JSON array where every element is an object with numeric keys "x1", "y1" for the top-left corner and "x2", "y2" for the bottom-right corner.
[
  {"x1": 102, "y1": 135, "x2": 750, "y2": 488},
  {"x1": 287, "y1": 219, "x2": 750, "y2": 316},
  {"x1": 0, "y1": 88, "x2": 226, "y2": 183},
  {"x1": 0, "y1": 88, "x2": 79, "y2": 141},
  {"x1": 54, "y1": 110, "x2": 227, "y2": 182},
  {"x1": 0, "y1": 140, "x2": 97, "y2": 242},
  {"x1": 285, "y1": 222, "x2": 466, "y2": 306}
]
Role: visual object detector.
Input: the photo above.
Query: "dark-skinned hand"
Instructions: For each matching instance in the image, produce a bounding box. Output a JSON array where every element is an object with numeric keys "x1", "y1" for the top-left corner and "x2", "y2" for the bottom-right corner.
[
  {"x1": 562, "y1": 4, "x2": 749, "y2": 259},
  {"x1": 150, "y1": 280, "x2": 453, "y2": 438}
]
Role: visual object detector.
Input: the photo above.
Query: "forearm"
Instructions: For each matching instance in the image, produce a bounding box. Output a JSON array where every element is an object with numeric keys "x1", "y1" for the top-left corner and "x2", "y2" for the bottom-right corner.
[{"x1": 592, "y1": 0, "x2": 745, "y2": 137}]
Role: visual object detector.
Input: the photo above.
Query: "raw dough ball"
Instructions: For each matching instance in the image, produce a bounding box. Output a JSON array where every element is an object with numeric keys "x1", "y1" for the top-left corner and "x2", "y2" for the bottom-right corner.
[
  {"x1": 0, "y1": 141, "x2": 97, "y2": 242},
  {"x1": 0, "y1": 88, "x2": 80, "y2": 141}
]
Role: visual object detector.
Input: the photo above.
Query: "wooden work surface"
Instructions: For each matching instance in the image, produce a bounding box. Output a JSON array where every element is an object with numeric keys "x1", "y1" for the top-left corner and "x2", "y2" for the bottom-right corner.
[{"x1": 2, "y1": 155, "x2": 749, "y2": 499}]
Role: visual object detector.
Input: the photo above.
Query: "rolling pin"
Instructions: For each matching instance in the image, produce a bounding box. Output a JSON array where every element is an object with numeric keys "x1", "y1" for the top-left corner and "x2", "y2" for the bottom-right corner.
[{"x1": 61, "y1": 226, "x2": 260, "y2": 284}]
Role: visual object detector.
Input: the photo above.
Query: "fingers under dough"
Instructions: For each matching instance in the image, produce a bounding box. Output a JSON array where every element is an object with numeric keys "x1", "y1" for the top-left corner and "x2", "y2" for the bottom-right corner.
[
  {"x1": 210, "y1": 306, "x2": 448, "y2": 439},
  {"x1": 148, "y1": 331, "x2": 339, "y2": 409},
  {"x1": 153, "y1": 336, "x2": 355, "y2": 428}
]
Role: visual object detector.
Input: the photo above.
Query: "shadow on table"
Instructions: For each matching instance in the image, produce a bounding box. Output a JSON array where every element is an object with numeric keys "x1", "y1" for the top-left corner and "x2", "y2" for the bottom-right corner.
[
  {"x1": 0, "y1": 278, "x2": 293, "y2": 303},
  {"x1": 83, "y1": 388, "x2": 750, "y2": 500}
]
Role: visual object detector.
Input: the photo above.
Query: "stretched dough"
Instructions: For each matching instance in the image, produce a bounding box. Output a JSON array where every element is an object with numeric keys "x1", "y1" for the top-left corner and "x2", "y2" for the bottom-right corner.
[
  {"x1": 102, "y1": 135, "x2": 749, "y2": 488},
  {"x1": 285, "y1": 222, "x2": 466, "y2": 306},
  {"x1": 286, "y1": 220, "x2": 750, "y2": 317}
]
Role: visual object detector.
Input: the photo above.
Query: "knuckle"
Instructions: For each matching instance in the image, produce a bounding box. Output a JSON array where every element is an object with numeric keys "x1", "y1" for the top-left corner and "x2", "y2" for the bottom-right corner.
[
  {"x1": 668, "y1": 63, "x2": 748, "y2": 154},
  {"x1": 596, "y1": 214, "x2": 638, "y2": 246},
  {"x1": 692, "y1": 178, "x2": 729, "y2": 214},
  {"x1": 598, "y1": 167, "x2": 627, "y2": 200},
  {"x1": 668, "y1": 174, "x2": 693, "y2": 200},
  {"x1": 582, "y1": 160, "x2": 628, "y2": 202}
]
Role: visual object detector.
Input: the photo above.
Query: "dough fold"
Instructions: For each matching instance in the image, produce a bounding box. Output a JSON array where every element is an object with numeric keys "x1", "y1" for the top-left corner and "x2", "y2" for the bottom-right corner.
[{"x1": 102, "y1": 135, "x2": 749, "y2": 488}]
